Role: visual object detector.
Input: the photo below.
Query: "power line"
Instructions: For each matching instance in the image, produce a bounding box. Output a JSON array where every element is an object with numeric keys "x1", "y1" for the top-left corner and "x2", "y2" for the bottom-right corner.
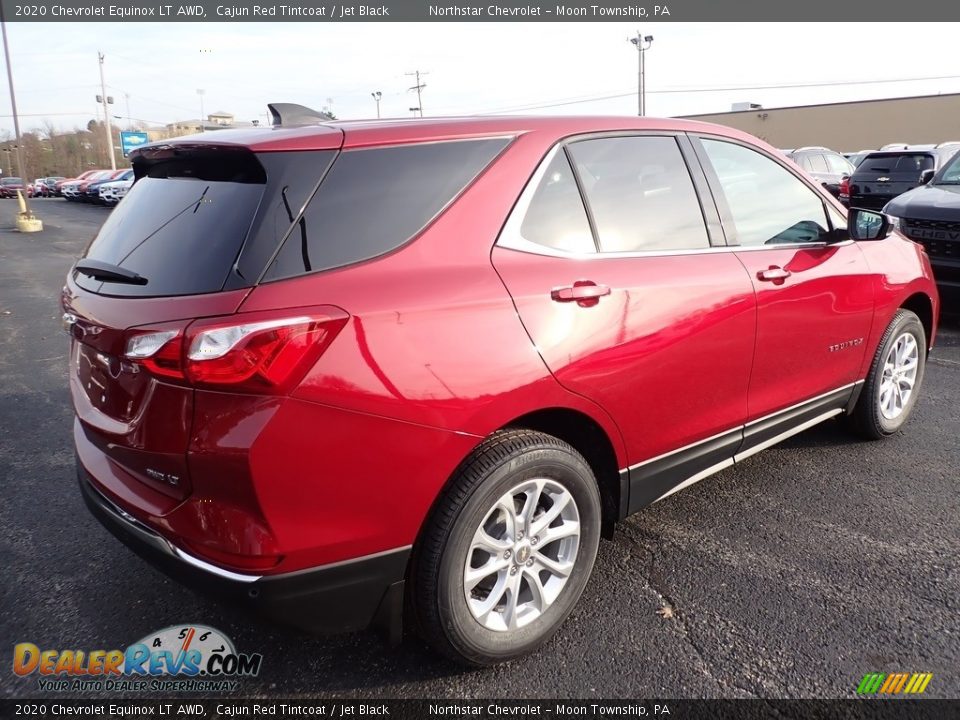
[{"x1": 463, "y1": 73, "x2": 960, "y2": 115}]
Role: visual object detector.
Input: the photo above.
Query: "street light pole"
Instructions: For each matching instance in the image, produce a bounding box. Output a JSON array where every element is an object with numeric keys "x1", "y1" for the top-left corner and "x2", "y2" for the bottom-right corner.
[
  {"x1": 371, "y1": 91, "x2": 382, "y2": 119},
  {"x1": 628, "y1": 32, "x2": 654, "y2": 117},
  {"x1": 0, "y1": 6, "x2": 25, "y2": 182}
]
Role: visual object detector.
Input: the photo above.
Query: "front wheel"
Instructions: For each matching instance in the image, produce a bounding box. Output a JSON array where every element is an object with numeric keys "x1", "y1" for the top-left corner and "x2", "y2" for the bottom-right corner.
[
  {"x1": 847, "y1": 309, "x2": 927, "y2": 439},
  {"x1": 411, "y1": 429, "x2": 602, "y2": 666}
]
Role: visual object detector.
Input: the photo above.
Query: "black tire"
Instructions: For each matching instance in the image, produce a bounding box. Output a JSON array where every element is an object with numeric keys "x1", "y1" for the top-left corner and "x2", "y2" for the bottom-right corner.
[
  {"x1": 411, "y1": 429, "x2": 602, "y2": 666},
  {"x1": 847, "y1": 309, "x2": 926, "y2": 440}
]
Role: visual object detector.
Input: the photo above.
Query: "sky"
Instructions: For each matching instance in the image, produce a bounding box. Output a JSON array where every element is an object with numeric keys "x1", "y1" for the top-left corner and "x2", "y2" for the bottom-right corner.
[{"x1": 1, "y1": 22, "x2": 960, "y2": 135}]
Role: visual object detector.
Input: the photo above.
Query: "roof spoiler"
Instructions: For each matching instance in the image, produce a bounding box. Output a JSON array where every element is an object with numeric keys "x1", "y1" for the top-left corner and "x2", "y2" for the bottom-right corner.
[{"x1": 267, "y1": 103, "x2": 334, "y2": 127}]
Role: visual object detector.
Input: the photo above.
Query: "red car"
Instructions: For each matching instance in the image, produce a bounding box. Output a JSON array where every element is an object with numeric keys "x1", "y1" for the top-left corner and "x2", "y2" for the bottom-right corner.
[
  {"x1": 63, "y1": 109, "x2": 939, "y2": 666},
  {"x1": 0, "y1": 176, "x2": 25, "y2": 198}
]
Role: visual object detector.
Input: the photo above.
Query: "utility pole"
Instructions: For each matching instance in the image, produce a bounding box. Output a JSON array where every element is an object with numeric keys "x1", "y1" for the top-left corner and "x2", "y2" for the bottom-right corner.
[
  {"x1": 196, "y1": 89, "x2": 205, "y2": 132},
  {"x1": 1, "y1": 7, "x2": 25, "y2": 182},
  {"x1": 371, "y1": 91, "x2": 382, "y2": 119},
  {"x1": 97, "y1": 52, "x2": 116, "y2": 170},
  {"x1": 628, "y1": 32, "x2": 654, "y2": 117},
  {"x1": 406, "y1": 70, "x2": 427, "y2": 117},
  {"x1": 124, "y1": 92, "x2": 131, "y2": 129}
]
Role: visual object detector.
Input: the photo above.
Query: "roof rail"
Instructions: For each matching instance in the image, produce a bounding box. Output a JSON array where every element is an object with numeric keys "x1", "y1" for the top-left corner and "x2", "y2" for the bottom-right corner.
[
  {"x1": 793, "y1": 146, "x2": 831, "y2": 152},
  {"x1": 879, "y1": 143, "x2": 909, "y2": 150},
  {"x1": 267, "y1": 103, "x2": 334, "y2": 127},
  {"x1": 935, "y1": 140, "x2": 960, "y2": 148}
]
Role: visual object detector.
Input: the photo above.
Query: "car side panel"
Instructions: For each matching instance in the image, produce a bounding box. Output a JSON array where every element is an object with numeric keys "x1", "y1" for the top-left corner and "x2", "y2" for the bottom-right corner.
[{"x1": 855, "y1": 234, "x2": 940, "y2": 369}]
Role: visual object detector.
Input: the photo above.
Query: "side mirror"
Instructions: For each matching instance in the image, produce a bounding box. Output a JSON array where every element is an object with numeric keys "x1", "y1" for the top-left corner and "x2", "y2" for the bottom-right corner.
[
  {"x1": 848, "y1": 208, "x2": 894, "y2": 241},
  {"x1": 920, "y1": 168, "x2": 935, "y2": 184}
]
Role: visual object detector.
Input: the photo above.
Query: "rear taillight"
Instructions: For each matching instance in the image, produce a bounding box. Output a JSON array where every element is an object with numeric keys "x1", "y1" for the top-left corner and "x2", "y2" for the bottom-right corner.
[
  {"x1": 839, "y1": 176, "x2": 850, "y2": 197},
  {"x1": 124, "y1": 308, "x2": 348, "y2": 393}
]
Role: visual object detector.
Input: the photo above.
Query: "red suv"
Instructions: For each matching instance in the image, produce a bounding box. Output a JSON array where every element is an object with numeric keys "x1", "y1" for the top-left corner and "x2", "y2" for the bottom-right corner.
[{"x1": 64, "y1": 108, "x2": 939, "y2": 666}]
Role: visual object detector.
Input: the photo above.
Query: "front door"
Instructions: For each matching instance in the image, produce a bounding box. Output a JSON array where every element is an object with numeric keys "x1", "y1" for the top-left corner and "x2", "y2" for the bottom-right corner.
[{"x1": 694, "y1": 136, "x2": 874, "y2": 448}]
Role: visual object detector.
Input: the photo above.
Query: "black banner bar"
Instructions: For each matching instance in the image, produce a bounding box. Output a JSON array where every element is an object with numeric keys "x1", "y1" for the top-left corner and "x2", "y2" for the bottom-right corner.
[
  {"x1": 2, "y1": 699, "x2": 958, "y2": 720},
  {"x1": 0, "y1": 0, "x2": 958, "y2": 22}
]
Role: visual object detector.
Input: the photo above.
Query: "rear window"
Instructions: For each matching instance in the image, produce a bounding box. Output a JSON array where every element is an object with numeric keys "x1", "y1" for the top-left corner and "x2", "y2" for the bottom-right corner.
[
  {"x1": 856, "y1": 153, "x2": 934, "y2": 177},
  {"x1": 76, "y1": 149, "x2": 268, "y2": 297},
  {"x1": 263, "y1": 137, "x2": 510, "y2": 280}
]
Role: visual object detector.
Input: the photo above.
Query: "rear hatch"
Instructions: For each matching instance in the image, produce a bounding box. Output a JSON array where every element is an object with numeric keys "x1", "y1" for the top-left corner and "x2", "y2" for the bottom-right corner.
[
  {"x1": 65, "y1": 133, "x2": 342, "y2": 500},
  {"x1": 850, "y1": 152, "x2": 934, "y2": 210}
]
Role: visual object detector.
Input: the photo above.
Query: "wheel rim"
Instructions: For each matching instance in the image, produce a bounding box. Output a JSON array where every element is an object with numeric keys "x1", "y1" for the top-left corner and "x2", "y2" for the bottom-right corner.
[
  {"x1": 463, "y1": 478, "x2": 580, "y2": 632},
  {"x1": 878, "y1": 331, "x2": 919, "y2": 420}
]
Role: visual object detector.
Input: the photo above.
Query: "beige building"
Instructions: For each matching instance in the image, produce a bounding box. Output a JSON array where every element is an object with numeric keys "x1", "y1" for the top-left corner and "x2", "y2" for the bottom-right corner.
[{"x1": 682, "y1": 93, "x2": 960, "y2": 151}]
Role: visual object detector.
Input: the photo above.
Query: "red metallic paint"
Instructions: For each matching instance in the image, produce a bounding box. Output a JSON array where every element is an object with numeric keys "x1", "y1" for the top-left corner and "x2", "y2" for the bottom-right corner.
[
  {"x1": 733, "y1": 243, "x2": 875, "y2": 420},
  {"x1": 492, "y1": 248, "x2": 756, "y2": 466},
  {"x1": 65, "y1": 116, "x2": 939, "y2": 580}
]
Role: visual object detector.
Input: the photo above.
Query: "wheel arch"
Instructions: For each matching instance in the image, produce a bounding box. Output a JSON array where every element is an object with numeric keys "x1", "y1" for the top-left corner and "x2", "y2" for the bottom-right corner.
[
  {"x1": 501, "y1": 408, "x2": 624, "y2": 539},
  {"x1": 899, "y1": 292, "x2": 935, "y2": 353}
]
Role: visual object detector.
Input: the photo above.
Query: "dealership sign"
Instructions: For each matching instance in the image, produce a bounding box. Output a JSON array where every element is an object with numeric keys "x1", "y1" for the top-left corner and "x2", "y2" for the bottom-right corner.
[{"x1": 120, "y1": 131, "x2": 150, "y2": 157}]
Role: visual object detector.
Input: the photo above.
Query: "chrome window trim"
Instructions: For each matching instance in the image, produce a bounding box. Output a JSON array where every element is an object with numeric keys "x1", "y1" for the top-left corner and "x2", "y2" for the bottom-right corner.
[{"x1": 496, "y1": 139, "x2": 853, "y2": 260}]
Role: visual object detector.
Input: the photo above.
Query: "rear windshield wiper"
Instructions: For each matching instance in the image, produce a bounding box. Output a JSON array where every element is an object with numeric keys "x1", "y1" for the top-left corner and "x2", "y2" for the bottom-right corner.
[{"x1": 74, "y1": 259, "x2": 148, "y2": 285}]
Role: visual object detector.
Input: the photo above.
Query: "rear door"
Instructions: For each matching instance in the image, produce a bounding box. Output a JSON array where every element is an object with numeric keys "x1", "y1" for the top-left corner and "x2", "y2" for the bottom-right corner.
[
  {"x1": 693, "y1": 135, "x2": 874, "y2": 443},
  {"x1": 65, "y1": 142, "x2": 340, "y2": 500},
  {"x1": 492, "y1": 133, "x2": 757, "y2": 510},
  {"x1": 850, "y1": 152, "x2": 935, "y2": 210}
]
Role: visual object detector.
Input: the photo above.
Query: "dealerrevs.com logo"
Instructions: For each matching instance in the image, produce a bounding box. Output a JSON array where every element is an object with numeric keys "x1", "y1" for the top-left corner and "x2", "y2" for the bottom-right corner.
[{"x1": 13, "y1": 625, "x2": 263, "y2": 693}]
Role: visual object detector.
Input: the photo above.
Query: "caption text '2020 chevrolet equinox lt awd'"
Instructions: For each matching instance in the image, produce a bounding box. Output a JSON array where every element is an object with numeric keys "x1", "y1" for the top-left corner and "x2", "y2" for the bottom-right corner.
[{"x1": 64, "y1": 105, "x2": 939, "y2": 666}]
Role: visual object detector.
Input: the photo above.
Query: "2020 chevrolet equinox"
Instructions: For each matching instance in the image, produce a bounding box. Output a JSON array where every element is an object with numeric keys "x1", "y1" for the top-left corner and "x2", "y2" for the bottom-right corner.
[{"x1": 65, "y1": 105, "x2": 939, "y2": 666}]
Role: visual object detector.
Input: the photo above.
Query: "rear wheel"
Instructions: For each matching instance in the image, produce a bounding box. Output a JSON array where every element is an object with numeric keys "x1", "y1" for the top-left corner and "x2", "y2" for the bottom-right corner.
[
  {"x1": 411, "y1": 429, "x2": 601, "y2": 666},
  {"x1": 847, "y1": 309, "x2": 926, "y2": 439}
]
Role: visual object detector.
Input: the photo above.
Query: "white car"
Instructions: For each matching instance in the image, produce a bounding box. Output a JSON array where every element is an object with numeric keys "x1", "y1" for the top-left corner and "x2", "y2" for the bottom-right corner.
[{"x1": 99, "y1": 178, "x2": 134, "y2": 206}]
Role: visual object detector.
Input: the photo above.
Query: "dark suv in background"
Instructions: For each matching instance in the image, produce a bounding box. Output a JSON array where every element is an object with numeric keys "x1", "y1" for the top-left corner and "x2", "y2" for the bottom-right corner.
[
  {"x1": 785, "y1": 146, "x2": 854, "y2": 198},
  {"x1": 884, "y1": 148, "x2": 960, "y2": 310},
  {"x1": 848, "y1": 145, "x2": 959, "y2": 211}
]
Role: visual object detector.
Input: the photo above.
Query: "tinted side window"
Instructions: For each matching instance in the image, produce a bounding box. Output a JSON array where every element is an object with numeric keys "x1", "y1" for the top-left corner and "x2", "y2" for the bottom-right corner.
[
  {"x1": 567, "y1": 136, "x2": 709, "y2": 253},
  {"x1": 518, "y1": 150, "x2": 595, "y2": 253},
  {"x1": 701, "y1": 139, "x2": 830, "y2": 246},
  {"x1": 265, "y1": 138, "x2": 509, "y2": 279}
]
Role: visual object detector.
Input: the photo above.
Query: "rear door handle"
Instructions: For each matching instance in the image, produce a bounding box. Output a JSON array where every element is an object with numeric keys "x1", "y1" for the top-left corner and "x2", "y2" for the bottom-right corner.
[
  {"x1": 757, "y1": 266, "x2": 791, "y2": 282},
  {"x1": 551, "y1": 281, "x2": 611, "y2": 305}
]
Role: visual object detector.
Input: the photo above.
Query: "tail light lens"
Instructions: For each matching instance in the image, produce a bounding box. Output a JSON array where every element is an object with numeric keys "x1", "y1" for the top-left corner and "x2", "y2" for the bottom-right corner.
[
  {"x1": 124, "y1": 307, "x2": 348, "y2": 394},
  {"x1": 839, "y1": 176, "x2": 850, "y2": 197}
]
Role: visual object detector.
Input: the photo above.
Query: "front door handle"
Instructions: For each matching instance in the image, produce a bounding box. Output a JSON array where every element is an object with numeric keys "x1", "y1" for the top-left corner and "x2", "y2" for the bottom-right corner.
[
  {"x1": 757, "y1": 266, "x2": 791, "y2": 282},
  {"x1": 551, "y1": 281, "x2": 611, "y2": 306}
]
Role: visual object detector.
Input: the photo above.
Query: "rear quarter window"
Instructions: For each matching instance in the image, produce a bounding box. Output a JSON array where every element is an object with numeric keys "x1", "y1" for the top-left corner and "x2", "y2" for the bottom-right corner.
[{"x1": 263, "y1": 137, "x2": 510, "y2": 280}]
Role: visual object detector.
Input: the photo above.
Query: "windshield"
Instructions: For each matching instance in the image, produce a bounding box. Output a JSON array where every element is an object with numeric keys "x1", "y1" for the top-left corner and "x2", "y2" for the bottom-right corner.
[
  {"x1": 2, "y1": 178, "x2": 22, "y2": 185},
  {"x1": 937, "y1": 152, "x2": 960, "y2": 184}
]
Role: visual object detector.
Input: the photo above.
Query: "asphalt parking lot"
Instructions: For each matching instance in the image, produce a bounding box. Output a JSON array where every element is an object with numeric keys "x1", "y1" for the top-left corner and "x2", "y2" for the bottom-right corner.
[{"x1": 1, "y1": 199, "x2": 958, "y2": 700}]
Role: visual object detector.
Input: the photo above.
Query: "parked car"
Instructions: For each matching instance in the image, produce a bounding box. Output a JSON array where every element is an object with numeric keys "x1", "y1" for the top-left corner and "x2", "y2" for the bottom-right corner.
[
  {"x1": 85, "y1": 169, "x2": 132, "y2": 203},
  {"x1": 99, "y1": 174, "x2": 134, "y2": 206},
  {"x1": 848, "y1": 145, "x2": 959, "y2": 211},
  {"x1": 0, "y1": 176, "x2": 25, "y2": 198},
  {"x1": 844, "y1": 150, "x2": 874, "y2": 168},
  {"x1": 64, "y1": 170, "x2": 112, "y2": 201},
  {"x1": 64, "y1": 110, "x2": 939, "y2": 666},
  {"x1": 883, "y1": 147, "x2": 960, "y2": 310},
  {"x1": 785, "y1": 147, "x2": 854, "y2": 198},
  {"x1": 57, "y1": 170, "x2": 100, "y2": 197},
  {"x1": 37, "y1": 177, "x2": 65, "y2": 197}
]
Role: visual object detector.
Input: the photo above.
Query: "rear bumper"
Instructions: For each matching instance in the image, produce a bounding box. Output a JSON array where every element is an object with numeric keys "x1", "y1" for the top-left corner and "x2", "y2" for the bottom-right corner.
[{"x1": 78, "y1": 461, "x2": 409, "y2": 636}]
